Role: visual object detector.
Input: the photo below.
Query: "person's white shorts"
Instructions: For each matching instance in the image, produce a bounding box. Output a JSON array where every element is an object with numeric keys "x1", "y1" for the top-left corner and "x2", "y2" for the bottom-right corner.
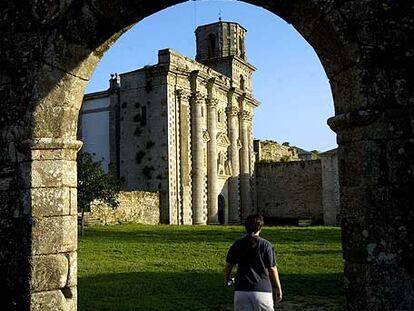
[{"x1": 234, "y1": 291, "x2": 274, "y2": 311}]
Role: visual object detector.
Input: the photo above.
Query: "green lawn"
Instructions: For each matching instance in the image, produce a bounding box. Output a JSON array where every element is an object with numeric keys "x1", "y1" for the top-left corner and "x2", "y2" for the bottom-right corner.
[{"x1": 78, "y1": 224, "x2": 344, "y2": 311}]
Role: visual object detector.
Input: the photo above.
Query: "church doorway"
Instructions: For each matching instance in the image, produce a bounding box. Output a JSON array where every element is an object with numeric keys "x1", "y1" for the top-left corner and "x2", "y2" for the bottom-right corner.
[
  {"x1": 2, "y1": 0, "x2": 411, "y2": 310},
  {"x1": 218, "y1": 194, "x2": 225, "y2": 225}
]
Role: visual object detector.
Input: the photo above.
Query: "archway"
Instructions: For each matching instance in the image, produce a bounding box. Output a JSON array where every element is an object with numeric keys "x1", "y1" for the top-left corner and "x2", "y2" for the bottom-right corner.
[
  {"x1": 1, "y1": 1, "x2": 413, "y2": 310},
  {"x1": 218, "y1": 194, "x2": 226, "y2": 225}
]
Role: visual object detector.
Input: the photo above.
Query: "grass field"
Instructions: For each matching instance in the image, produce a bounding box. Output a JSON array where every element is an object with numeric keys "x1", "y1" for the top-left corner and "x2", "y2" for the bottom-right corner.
[{"x1": 78, "y1": 224, "x2": 344, "y2": 311}]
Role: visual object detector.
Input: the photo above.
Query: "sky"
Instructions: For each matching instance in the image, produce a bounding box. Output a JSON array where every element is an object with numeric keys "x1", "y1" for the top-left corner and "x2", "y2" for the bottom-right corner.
[{"x1": 86, "y1": 0, "x2": 337, "y2": 152}]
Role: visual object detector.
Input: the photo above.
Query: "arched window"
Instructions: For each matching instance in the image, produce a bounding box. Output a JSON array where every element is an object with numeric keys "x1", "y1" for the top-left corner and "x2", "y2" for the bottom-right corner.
[
  {"x1": 239, "y1": 36, "x2": 245, "y2": 59},
  {"x1": 240, "y1": 75, "x2": 245, "y2": 91},
  {"x1": 207, "y1": 34, "x2": 216, "y2": 58}
]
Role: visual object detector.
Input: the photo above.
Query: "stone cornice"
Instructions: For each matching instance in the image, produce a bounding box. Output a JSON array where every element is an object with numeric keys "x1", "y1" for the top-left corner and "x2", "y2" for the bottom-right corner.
[
  {"x1": 19, "y1": 138, "x2": 83, "y2": 160},
  {"x1": 21, "y1": 138, "x2": 83, "y2": 151},
  {"x1": 327, "y1": 109, "x2": 381, "y2": 132},
  {"x1": 237, "y1": 93, "x2": 246, "y2": 104}
]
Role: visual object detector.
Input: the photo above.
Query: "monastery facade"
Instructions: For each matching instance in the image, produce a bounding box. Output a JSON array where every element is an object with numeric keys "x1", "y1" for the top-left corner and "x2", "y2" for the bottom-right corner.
[{"x1": 80, "y1": 21, "x2": 259, "y2": 225}]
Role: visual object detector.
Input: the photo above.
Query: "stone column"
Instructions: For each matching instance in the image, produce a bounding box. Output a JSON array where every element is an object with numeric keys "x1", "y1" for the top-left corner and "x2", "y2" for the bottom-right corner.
[
  {"x1": 22, "y1": 138, "x2": 81, "y2": 311},
  {"x1": 207, "y1": 97, "x2": 219, "y2": 224},
  {"x1": 176, "y1": 90, "x2": 193, "y2": 225},
  {"x1": 328, "y1": 108, "x2": 414, "y2": 311},
  {"x1": 109, "y1": 74, "x2": 121, "y2": 179},
  {"x1": 226, "y1": 89, "x2": 241, "y2": 224},
  {"x1": 239, "y1": 96, "x2": 253, "y2": 221},
  {"x1": 190, "y1": 91, "x2": 206, "y2": 225}
]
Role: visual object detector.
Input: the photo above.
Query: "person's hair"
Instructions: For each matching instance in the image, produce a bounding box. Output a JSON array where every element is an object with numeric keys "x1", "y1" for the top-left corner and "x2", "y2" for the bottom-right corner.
[
  {"x1": 245, "y1": 214, "x2": 264, "y2": 234},
  {"x1": 244, "y1": 214, "x2": 264, "y2": 249}
]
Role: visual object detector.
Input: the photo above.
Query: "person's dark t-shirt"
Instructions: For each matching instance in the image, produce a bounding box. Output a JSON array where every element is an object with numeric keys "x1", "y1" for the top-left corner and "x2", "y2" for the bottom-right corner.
[{"x1": 226, "y1": 235, "x2": 276, "y2": 292}]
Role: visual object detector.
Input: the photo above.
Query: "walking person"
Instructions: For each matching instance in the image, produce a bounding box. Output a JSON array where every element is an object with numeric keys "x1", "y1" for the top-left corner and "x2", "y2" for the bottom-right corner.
[{"x1": 224, "y1": 214, "x2": 282, "y2": 311}]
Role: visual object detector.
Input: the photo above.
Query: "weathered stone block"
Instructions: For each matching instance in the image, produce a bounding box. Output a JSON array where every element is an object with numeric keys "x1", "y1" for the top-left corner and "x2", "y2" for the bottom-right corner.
[
  {"x1": 341, "y1": 216, "x2": 413, "y2": 267},
  {"x1": 20, "y1": 160, "x2": 77, "y2": 188},
  {"x1": 31, "y1": 254, "x2": 68, "y2": 291},
  {"x1": 1, "y1": 1, "x2": 413, "y2": 311},
  {"x1": 69, "y1": 188, "x2": 77, "y2": 215},
  {"x1": 62, "y1": 286, "x2": 77, "y2": 311},
  {"x1": 386, "y1": 139, "x2": 414, "y2": 184},
  {"x1": 344, "y1": 262, "x2": 414, "y2": 311},
  {"x1": 32, "y1": 215, "x2": 77, "y2": 255},
  {"x1": 29, "y1": 187, "x2": 71, "y2": 217},
  {"x1": 30, "y1": 287, "x2": 77, "y2": 311},
  {"x1": 31, "y1": 290, "x2": 66, "y2": 311},
  {"x1": 329, "y1": 66, "x2": 367, "y2": 115},
  {"x1": 334, "y1": 108, "x2": 412, "y2": 143},
  {"x1": 17, "y1": 138, "x2": 83, "y2": 162},
  {"x1": 340, "y1": 184, "x2": 414, "y2": 220},
  {"x1": 66, "y1": 252, "x2": 77, "y2": 287},
  {"x1": 32, "y1": 74, "x2": 88, "y2": 139},
  {"x1": 31, "y1": 148, "x2": 79, "y2": 161},
  {"x1": 337, "y1": 141, "x2": 385, "y2": 187}
]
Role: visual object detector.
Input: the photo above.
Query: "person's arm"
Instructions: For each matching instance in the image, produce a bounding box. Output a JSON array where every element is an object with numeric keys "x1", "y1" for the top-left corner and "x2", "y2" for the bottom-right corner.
[
  {"x1": 224, "y1": 262, "x2": 234, "y2": 286},
  {"x1": 268, "y1": 266, "x2": 283, "y2": 303}
]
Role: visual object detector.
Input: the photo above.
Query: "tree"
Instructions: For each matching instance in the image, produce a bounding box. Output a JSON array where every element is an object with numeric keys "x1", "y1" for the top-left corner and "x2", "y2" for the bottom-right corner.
[{"x1": 77, "y1": 152, "x2": 120, "y2": 235}]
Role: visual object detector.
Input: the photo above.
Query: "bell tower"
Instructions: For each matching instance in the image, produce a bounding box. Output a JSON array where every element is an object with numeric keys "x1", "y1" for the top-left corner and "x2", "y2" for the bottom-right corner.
[{"x1": 195, "y1": 21, "x2": 256, "y2": 95}]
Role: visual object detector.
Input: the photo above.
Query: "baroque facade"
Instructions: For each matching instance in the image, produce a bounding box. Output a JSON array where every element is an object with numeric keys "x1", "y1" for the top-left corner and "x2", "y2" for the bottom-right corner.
[
  {"x1": 2, "y1": 1, "x2": 413, "y2": 310},
  {"x1": 80, "y1": 21, "x2": 259, "y2": 225}
]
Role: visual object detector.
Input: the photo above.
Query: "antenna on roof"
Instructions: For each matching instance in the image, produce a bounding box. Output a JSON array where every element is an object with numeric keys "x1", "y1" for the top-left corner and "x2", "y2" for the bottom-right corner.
[
  {"x1": 193, "y1": 0, "x2": 197, "y2": 29},
  {"x1": 219, "y1": 8, "x2": 222, "y2": 22}
]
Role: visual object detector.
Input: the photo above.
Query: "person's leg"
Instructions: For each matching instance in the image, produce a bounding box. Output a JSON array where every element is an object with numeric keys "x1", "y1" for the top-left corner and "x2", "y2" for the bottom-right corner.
[
  {"x1": 250, "y1": 292, "x2": 274, "y2": 311},
  {"x1": 234, "y1": 291, "x2": 253, "y2": 311}
]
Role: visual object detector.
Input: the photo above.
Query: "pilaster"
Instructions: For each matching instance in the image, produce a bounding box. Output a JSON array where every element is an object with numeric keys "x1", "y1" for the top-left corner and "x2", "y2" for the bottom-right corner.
[
  {"x1": 109, "y1": 74, "x2": 121, "y2": 179},
  {"x1": 226, "y1": 89, "x2": 241, "y2": 224},
  {"x1": 190, "y1": 91, "x2": 207, "y2": 225},
  {"x1": 238, "y1": 95, "x2": 253, "y2": 221},
  {"x1": 20, "y1": 138, "x2": 82, "y2": 311},
  {"x1": 176, "y1": 89, "x2": 193, "y2": 225},
  {"x1": 206, "y1": 97, "x2": 219, "y2": 224}
]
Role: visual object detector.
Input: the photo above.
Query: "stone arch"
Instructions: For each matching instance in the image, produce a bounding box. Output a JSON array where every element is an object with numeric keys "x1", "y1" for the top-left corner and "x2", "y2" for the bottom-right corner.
[
  {"x1": 1, "y1": 1, "x2": 413, "y2": 310},
  {"x1": 240, "y1": 74, "x2": 245, "y2": 91},
  {"x1": 218, "y1": 194, "x2": 226, "y2": 225}
]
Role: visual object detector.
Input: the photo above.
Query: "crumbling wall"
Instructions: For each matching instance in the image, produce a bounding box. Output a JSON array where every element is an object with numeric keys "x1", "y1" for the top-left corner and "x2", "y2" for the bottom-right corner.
[
  {"x1": 256, "y1": 160, "x2": 323, "y2": 223},
  {"x1": 254, "y1": 140, "x2": 299, "y2": 162},
  {"x1": 1, "y1": 1, "x2": 413, "y2": 310},
  {"x1": 85, "y1": 191, "x2": 160, "y2": 225}
]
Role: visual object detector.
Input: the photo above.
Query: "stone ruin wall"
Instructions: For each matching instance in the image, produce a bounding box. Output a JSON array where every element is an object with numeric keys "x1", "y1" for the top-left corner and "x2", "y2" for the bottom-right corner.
[
  {"x1": 254, "y1": 140, "x2": 300, "y2": 162},
  {"x1": 255, "y1": 160, "x2": 323, "y2": 223},
  {"x1": 1, "y1": 1, "x2": 413, "y2": 310},
  {"x1": 85, "y1": 191, "x2": 160, "y2": 225},
  {"x1": 320, "y1": 151, "x2": 340, "y2": 226}
]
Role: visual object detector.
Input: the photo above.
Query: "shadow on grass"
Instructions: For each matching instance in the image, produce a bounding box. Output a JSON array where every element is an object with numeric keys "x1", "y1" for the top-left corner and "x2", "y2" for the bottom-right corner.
[
  {"x1": 78, "y1": 271, "x2": 344, "y2": 311},
  {"x1": 81, "y1": 225, "x2": 341, "y2": 246},
  {"x1": 290, "y1": 249, "x2": 342, "y2": 256}
]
